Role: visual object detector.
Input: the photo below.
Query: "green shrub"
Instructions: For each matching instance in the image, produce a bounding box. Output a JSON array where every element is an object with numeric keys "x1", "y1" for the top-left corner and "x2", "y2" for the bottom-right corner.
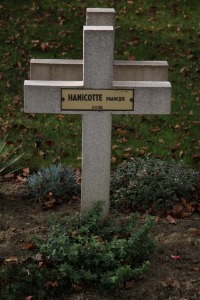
[
  {"x1": 27, "y1": 164, "x2": 80, "y2": 200},
  {"x1": 0, "y1": 260, "x2": 64, "y2": 300},
  {"x1": 39, "y1": 201, "x2": 155, "y2": 291},
  {"x1": 0, "y1": 138, "x2": 23, "y2": 176},
  {"x1": 110, "y1": 158, "x2": 198, "y2": 212},
  {"x1": 0, "y1": 203, "x2": 155, "y2": 299}
]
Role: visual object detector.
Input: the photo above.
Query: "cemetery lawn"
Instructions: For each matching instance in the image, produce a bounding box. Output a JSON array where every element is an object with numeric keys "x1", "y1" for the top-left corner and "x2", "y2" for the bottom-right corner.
[
  {"x1": 0, "y1": 180, "x2": 200, "y2": 299},
  {"x1": 0, "y1": 0, "x2": 199, "y2": 169}
]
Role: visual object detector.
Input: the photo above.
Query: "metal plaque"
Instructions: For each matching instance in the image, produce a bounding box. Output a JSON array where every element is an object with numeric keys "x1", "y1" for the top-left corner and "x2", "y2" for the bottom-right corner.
[{"x1": 61, "y1": 89, "x2": 134, "y2": 111}]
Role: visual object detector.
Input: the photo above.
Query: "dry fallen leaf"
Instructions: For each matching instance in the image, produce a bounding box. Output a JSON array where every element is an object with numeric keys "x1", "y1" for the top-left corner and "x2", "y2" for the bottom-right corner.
[
  {"x1": 123, "y1": 147, "x2": 132, "y2": 152},
  {"x1": 71, "y1": 230, "x2": 78, "y2": 236},
  {"x1": 174, "y1": 124, "x2": 180, "y2": 129},
  {"x1": 72, "y1": 283, "x2": 83, "y2": 291},
  {"x1": 193, "y1": 154, "x2": 200, "y2": 161},
  {"x1": 184, "y1": 201, "x2": 196, "y2": 213},
  {"x1": 136, "y1": 148, "x2": 145, "y2": 156},
  {"x1": 150, "y1": 127, "x2": 161, "y2": 133},
  {"x1": 45, "y1": 281, "x2": 59, "y2": 287},
  {"x1": 128, "y1": 56, "x2": 136, "y2": 61},
  {"x1": 74, "y1": 167, "x2": 81, "y2": 177},
  {"x1": 39, "y1": 150, "x2": 45, "y2": 157},
  {"x1": 23, "y1": 167, "x2": 30, "y2": 176},
  {"x1": 44, "y1": 199, "x2": 57, "y2": 209},
  {"x1": 38, "y1": 261, "x2": 45, "y2": 268},
  {"x1": 112, "y1": 144, "x2": 119, "y2": 150},
  {"x1": 40, "y1": 42, "x2": 49, "y2": 51},
  {"x1": 171, "y1": 143, "x2": 181, "y2": 152},
  {"x1": 45, "y1": 139, "x2": 55, "y2": 147},
  {"x1": 23, "y1": 242, "x2": 36, "y2": 251},
  {"x1": 123, "y1": 153, "x2": 130, "y2": 158},
  {"x1": 76, "y1": 176, "x2": 81, "y2": 184},
  {"x1": 4, "y1": 173, "x2": 15, "y2": 180},
  {"x1": 171, "y1": 203, "x2": 184, "y2": 216},
  {"x1": 181, "y1": 211, "x2": 193, "y2": 218},
  {"x1": 4, "y1": 256, "x2": 18, "y2": 263},
  {"x1": 17, "y1": 175, "x2": 27, "y2": 182},
  {"x1": 111, "y1": 156, "x2": 117, "y2": 163},
  {"x1": 191, "y1": 121, "x2": 200, "y2": 125},
  {"x1": 166, "y1": 215, "x2": 176, "y2": 224},
  {"x1": 180, "y1": 197, "x2": 187, "y2": 206},
  {"x1": 171, "y1": 255, "x2": 181, "y2": 261},
  {"x1": 190, "y1": 266, "x2": 199, "y2": 271},
  {"x1": 191, "y1": 228, "x2": 200, "y2": 236},
  {"x1": 72, "y1": 195, "x2": 81, "y2": 202},
  {"x1": 117, "y1": 128, "x2": 128, "y2": 135}
]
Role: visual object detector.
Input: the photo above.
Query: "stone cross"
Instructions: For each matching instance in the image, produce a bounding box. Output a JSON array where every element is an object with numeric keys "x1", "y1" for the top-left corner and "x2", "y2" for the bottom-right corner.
[{"x1": 24, "y1": 8, "x2": 171, "y2": 216}]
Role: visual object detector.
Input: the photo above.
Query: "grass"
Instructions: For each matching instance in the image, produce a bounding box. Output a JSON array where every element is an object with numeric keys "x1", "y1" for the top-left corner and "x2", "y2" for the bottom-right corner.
[{"x1": 0, "y1": 0, "x2": 199, "y2": 171}]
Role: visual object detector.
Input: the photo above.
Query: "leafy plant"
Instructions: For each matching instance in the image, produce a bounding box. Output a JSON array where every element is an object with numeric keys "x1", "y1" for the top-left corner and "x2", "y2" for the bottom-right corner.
[
  {"x1": 110, "y1": 158, "x2": 199, "y2": 212},
  {"x1": 27, "y1": 164, "x2": 80, "y2": 200},
  {"x1": 0, "y1": 260, "x2": 63, "y2": 300},
  {"x1": 0, "y1": 202, "x2": 155, "y2": 299},
  {"x1": 39, "y1": 201, "x2": 155, "y2": 291},
  {"x1": 0, "y1": 138, "x2": 23, "y2": 176}
]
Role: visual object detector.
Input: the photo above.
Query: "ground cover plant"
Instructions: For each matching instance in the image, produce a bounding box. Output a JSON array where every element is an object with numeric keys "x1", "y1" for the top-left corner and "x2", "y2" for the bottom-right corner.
[
  {"x1": 0, "y1": 181, "x2": 200, "y2": 299},
  {"x1": 0, "y1": 202, "x2": 155, "y2": 299},
  {"x1": 110, "y1": 158, "x2": 199, "y2": 213},
  {"x1": 27, "y1": 164, "x2": 80, "y2": 201}
]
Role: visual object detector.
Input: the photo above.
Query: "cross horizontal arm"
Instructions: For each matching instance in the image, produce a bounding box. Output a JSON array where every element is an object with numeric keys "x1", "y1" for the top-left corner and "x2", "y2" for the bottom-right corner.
[
  {"x1": 30, "y1": 59, "x2": 169, "y2": 82},
  {"x1": 24, "y1": 80, "x2": 171, "y2": 114}
]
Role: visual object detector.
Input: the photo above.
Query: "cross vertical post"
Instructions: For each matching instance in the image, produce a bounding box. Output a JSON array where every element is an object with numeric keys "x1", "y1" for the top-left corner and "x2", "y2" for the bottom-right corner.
[{"x1": 81, "y1": 25, "x2": 114, "y2": 215}]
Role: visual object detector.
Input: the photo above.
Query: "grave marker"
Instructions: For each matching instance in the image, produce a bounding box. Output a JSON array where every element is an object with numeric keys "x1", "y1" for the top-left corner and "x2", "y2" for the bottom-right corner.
[{"x1": 24, "y1": 8, "x2": 171, "y2": 216}]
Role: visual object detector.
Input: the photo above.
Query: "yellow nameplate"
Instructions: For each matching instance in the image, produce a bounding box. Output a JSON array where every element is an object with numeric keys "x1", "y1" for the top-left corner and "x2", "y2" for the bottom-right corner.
[{"x1": 61, "y1": 89, "x2": 134, "y2": 111}]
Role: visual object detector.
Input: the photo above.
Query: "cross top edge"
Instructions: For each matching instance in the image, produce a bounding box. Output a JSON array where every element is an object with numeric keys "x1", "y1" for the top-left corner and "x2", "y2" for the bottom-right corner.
[
  {"x1": 86, "y1": 8, "x2": 115, "y2": 13},
  {"x1": 84, "y1": 26, "x2": 114, "y2": 31}
]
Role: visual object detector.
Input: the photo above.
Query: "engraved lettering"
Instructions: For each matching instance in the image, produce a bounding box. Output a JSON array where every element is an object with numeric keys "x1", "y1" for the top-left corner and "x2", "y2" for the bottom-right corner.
[
  {"x1": 68, "y1": 93, "x2": 103, "y2": 101},
  {"x1": 106, "y1": 97, "x2": 125, "y2": 101}
]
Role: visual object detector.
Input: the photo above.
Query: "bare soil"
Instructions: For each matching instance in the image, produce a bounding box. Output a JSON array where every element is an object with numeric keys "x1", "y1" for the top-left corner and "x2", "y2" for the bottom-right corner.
[{"x1": 0, "y1": 180, "x2": 200, "y2": 300}]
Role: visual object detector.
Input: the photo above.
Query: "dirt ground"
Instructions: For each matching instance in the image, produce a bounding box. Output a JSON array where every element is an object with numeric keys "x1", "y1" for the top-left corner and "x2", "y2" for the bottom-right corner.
[{"x1": 0, "y1": 180, "x2": 200, "y2": 300}]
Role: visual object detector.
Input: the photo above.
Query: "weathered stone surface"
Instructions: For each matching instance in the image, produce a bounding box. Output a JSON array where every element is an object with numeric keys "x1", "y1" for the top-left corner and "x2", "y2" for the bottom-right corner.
[
  {"x1": 83, "y1": 26, "x2": 114, "y2": 89},
  {"x1": 81, "y1": 112, "x2": 111, "y2": 215},
  {"x1": 30, "y1": 59, "x2": 168, "y2": 81},
  {"x1": 24, "y1": 80, "x2": 171, "y2": 115},
  {"x1": 86, "y1": 8, "x2": 115, "y2": 26}
]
